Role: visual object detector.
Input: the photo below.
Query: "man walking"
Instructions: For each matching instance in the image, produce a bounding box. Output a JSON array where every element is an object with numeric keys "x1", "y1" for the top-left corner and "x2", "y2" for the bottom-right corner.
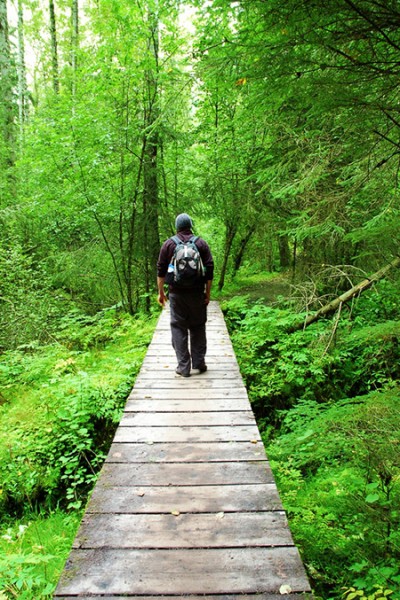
[{"x1": 157, "y1": 213, "x2": 214, "y2": 378}]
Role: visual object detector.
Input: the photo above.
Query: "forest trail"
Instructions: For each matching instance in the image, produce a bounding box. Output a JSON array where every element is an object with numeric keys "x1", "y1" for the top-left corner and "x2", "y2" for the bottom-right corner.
[
  {"x1": 54, "y1": 302, "x2": 311, "y2": 599},
  {"x1": 243, "y1": 275, "x2": 291, "y2": 304}
]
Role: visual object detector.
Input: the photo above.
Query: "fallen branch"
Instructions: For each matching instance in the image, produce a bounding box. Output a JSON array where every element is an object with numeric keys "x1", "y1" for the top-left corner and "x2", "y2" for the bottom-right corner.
[{"x1": 290, "y1": 256, "x2": 400, "y2": 332}]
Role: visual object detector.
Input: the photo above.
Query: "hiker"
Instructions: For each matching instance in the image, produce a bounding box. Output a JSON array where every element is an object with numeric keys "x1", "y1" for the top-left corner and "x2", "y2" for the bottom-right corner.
[{"x1": 157, "y1": 213, "x2": 214, "y2": 378}]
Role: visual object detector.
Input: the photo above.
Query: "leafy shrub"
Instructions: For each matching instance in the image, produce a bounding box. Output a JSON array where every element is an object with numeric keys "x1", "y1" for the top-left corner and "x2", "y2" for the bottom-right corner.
[
  {"x1": 0, "y1": 306, "x2": 155, "y2": 597},
  {"x1": 223, "y1": 293, "x2": 400, "y2": 598},
  {"x1": 0, "y1": 245, "x2": 67, "y2": 351},
  {"x1": 0, "y1": 511, "x2": 80, "y2": 599},
  {"x1": 343, "y1": 586, "x2": 394, "y2": 600},
  {"x1": 223, "y1": 296, "x2": 400, "y2": 431},
  {"x1": 352, "y1": 279, "x2": 400, "y2": 325},
  {"x1": 46, "y1": 244, "x2": 122, "y2": 312},
  {"x1": 268, "y1": 390, "x2": 400, "y2": 598},
  {"x1": 0, "y1": 308, "x2": 155, "y2": 515},
  {"x1": 223, "y1": 297, "x2": 336, "y2": 428}
]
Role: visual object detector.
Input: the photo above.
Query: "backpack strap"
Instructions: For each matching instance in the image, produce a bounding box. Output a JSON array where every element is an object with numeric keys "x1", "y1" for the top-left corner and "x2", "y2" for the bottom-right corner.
[
  {"x1": 171, "y1": 235, "x2": 199, "y2": 245},
  {"x1": 171, "y1": 235, "x2": 181, "y2": 245}
]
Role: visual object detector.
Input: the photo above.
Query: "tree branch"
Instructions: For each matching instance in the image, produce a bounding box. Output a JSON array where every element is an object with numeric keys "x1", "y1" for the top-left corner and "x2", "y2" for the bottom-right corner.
[{"x1": 289, "y1": 256, "x2": 400, "y2": 332}]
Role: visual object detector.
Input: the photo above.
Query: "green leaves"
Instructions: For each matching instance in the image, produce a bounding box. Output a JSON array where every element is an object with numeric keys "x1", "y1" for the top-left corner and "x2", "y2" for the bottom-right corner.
[
  {"x1": 224, "y1": 289, "x2": 400, "y2": 598},
  {"x1": 0, "y1": 307, "x2": 155, "y2": 515}
]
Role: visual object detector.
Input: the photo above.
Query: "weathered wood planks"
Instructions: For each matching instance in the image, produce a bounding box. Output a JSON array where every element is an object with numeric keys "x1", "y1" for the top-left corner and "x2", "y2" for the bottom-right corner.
[
  {"x1": 72, "y1": 511, "x2": 294, "y2": 549},
  {"x1": 107, "y1": 440, "x2": 266, "y2": 462},
  {"x1": 87, "y1": 483, "x2": 283, "y2": 514},
  {"x1": 55, "y1": 548, "x2": 309, "y2": 596},
  {"x1": 54, "y1": 302, "x2": 312, "y2": 599}
]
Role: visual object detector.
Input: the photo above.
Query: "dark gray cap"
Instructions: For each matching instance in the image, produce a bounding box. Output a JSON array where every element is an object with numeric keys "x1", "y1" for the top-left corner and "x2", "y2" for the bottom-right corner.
[{"x1": 175, "y1": 213, "x2": 193, "y2": 232}]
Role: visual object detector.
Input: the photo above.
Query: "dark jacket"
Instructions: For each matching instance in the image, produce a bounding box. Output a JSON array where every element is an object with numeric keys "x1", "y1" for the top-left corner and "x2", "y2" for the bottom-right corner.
[{"x1": 157, "y1": 229, "x2": 214, "y2": 292}]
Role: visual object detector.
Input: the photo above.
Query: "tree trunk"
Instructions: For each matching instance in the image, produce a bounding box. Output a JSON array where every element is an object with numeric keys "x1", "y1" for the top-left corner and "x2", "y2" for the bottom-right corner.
[
  {"x1": 232, "y1": 226, "x2": 254, "y2": 274},
  {"x1": 292, "y1": 237, "x2": 297, "y2": 279},
  {"x1": 290, "y1": 256, "x2": 400, "y2": 332},
  {"x1": 278, "y1": 233, "x2": 290, "y2": 268},
  {"x1": 0, "y1": 0, "x2": 16, "y2": 199},
  {"x1": 17, "y1": 0, "x2": 28, "y2": 139},
  {"x1": 142, "y1": 9, "x2": 160, "y2": 311},
  {"x1": 218, "y1": 223, "x2": 237, "y2": 291},
  {"x1": 49, "y1": 0, "x2": 59, "y2": 94},
  {"x1": 143, "y1": 134, "x2": 160, "y2": 297},
  {"x1": 71, "y1": 0, "x2": 78, "y2": 100}
]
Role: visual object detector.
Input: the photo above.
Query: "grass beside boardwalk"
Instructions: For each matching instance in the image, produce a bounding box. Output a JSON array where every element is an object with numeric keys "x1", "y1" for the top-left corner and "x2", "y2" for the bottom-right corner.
[
  {"x1": 0, "y1": 510, "x2": 82, "y2": 599},
  {"x1": 221, "y1": 280, "x2": 400, "y2": 600},
  {"x1": 0, "y1": 307, "x2": 158, "y2": 599}
]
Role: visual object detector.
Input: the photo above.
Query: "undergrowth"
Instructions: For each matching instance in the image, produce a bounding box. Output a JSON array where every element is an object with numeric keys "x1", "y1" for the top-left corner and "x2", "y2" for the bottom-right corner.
[
  {"x1": 222, "y1": 283, "x2": 400, "y2": 600},
  {"x1": 0, "y1": 305, "x2": 157, "y2": 598}
]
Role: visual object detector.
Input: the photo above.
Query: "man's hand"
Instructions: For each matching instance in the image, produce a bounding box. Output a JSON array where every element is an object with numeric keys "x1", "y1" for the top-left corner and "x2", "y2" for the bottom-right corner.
[
  {"x1": 158, "y1": 290, "x2": 168, "y2": 307},
  {"x1": 157, "y1": 276, "x2": 167, "y2": 307},
  {"x1": 205, "y1": 280, "x2": 212, "y2": 306}
]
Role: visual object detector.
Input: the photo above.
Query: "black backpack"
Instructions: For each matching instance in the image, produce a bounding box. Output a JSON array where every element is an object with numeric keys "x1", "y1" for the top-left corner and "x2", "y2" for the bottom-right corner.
[{"x1": 166, "y1": 235, "x2": 205, "y2": 287}]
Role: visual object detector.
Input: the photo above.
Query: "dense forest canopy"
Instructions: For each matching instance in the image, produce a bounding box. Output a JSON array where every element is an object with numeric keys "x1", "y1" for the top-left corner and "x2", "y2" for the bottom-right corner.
[
  {"x1": 1, "y1": 0, "x2": 400, "y2": 599},
  {"x1": 1, "y1": 0, "x2": 400, "y2": 338}
]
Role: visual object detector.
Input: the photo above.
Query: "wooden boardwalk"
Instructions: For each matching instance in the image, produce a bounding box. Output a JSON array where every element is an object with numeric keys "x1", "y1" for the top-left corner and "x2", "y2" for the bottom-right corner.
[{"x1": 54, "y1": 302, "x2": 311, "y2": 599}]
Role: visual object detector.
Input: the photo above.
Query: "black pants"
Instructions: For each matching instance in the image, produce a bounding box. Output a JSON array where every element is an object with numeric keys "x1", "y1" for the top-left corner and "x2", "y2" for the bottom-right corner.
[{"x1": 169, "y1": 291, "x2": 207, "y2": 375}]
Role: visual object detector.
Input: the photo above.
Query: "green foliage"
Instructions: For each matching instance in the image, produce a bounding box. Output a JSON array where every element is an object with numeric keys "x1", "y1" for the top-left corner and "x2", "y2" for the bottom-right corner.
[
  {"x1": 224, "y1": 294, "x2": 400, "y2": 428},
  {"x1": 351, "y1": 280, "x2": 400, "y2": 326},
  {"x1": 268, "y1": 390, "x2": 400, "y2": 598},
  {"x1": 343, "y1": 586, "x2": 394, "y2": 600},
  {"x1": 0, "y1": 245, "x2": 67, "y2": 351},
  {"x1": 224, "y1": 289, "x2": 400, "y2": 598},
  {"x1": 0, "y1": 511, "x2": 81, "y2": 599},
  {"x1": 2, "y1": 0, "x2": 400, "y2": 598},
  {"x1": 0, "y1": 307, "x2": 155, "y2": 515},
  {"x1": 0, "y1": 302, "x2": 156, "y2": 597},
  {"x1": 223, "y1": 296, "x2": 331, "y2": 426}
]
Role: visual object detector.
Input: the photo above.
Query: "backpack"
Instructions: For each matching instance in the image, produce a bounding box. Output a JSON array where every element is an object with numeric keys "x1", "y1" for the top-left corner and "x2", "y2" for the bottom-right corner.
[{"x1": 166, "y1": 235, "x2": 205, "y2": 287}]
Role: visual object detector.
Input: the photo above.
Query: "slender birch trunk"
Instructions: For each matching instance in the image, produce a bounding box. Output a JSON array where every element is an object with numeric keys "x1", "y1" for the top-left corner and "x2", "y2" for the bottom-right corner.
[
  {"x1": 0, "y1": 0, "x2": 16, "y2": 198},
  {"x1": 71, "y1": 0, "x2": 79, "y2": 101},
  {"x1": 17, "y1": 0, "x2": 28, "y2": 143},
  {"x1": 49, "y1": 0, "x2": 59, "y2": 94}
]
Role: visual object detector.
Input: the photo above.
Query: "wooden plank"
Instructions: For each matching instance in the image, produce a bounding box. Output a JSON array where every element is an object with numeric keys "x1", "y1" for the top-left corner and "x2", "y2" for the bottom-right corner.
[
  {"x1": 145, "y1": 335, "x2": 231, "y2": 342},
  {"x1": 148, "y1": 341, "x2": 235, "y2": 350},
  {"x1": 145, "y1": 335, "x2": 231, "y2": 343},
  {"x1": 145, "y1": 350, "x2": 236, "y2": 358},
  {"x1": 140, "y1": 357, "x2": 240, "y2": 367},
  {"x1": 155, "y1": 323, "x2": 222, "y2": 331},
  {"x1": 149, "y1": 340, "x2": 232, "y2": 348},
  {"x1": 87, "y1": 483, "x2": 283, "y2": 514},
  {"x1": 72, "y1": 512, "x2": 293, "y2": 549},
  {"x1": 156, "y1": 321, "x2": 226, "y2": 327},
  {"x1": 134, "y1": 379, "x2": 244, "y2": 389},
  {"x1": 138, "y1": 369, "x2": 242, "y2": 379},
  {"x1": 99, "y1": 461, "x2": 273, "y2": 486},
  {"x1": 146, "y1": 331, "x2": 230, "y2": 338},
  {"x1": 114, "y1": 424, "x2": 261, "y2": 443},
  {"x1": 120, "y1": 411, "x2": 254, "y2": 427},
  {"x1": 124, "y1": 398, "x2": 251, "y2": 411},
  {"x1": 127, "y1": 389, "x2": 249, "y2": 399},
  {"x1": 55, "y1": 595, "x2": 309, "y2": 600},
  {"x1": 54, "y1": 547, "x2": 311, "y2": 596},
  {"x1": 138, "y1": 369, "x2": 243, "y2": 379},
  {"x1": 141, "y1": 355, "x2": 237, "y2": 364},
  {"x1": 106, "y1": 441, "x2": 266, "y2": 463},
  {"x1": 145, "y1": 349, "x2": 236, "y2": 357}
]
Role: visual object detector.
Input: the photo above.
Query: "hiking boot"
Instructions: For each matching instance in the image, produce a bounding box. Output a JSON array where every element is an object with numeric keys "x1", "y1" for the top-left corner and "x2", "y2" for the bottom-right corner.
[{"x1": 175, "y1": 367, "x2": 191, "y2": 378}]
